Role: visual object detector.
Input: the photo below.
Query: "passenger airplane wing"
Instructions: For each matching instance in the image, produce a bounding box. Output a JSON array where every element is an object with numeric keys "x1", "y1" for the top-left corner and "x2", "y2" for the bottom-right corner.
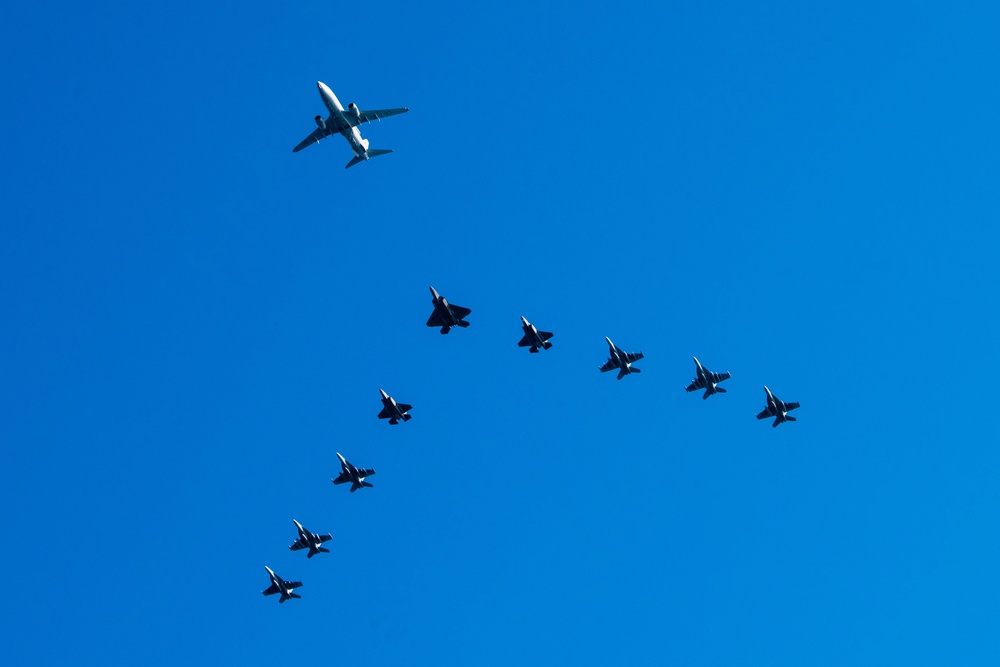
[
  {"x1": 293, "y1": 127, "x2": 327, "y2": 152},
  {"x1": 356, "y1": 108, "x2": 409, "y2": 124}
]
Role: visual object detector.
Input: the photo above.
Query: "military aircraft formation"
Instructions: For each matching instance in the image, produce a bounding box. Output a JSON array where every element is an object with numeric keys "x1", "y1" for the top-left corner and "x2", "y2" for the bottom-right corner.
[{"x1": 262, "y1": 83, "x2": 803, "y2": 602}]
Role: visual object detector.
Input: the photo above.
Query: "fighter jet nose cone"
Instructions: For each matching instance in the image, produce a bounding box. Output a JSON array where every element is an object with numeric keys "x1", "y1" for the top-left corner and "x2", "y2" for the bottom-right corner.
[{"x1": 379, "y1": 389, "x2": 388, "y2": 398}]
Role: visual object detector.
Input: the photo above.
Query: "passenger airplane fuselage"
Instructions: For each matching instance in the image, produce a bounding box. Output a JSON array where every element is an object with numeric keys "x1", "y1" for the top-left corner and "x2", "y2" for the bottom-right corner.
[{"x1": 292, "y1": 82, "x2": 409, "y2": 169}]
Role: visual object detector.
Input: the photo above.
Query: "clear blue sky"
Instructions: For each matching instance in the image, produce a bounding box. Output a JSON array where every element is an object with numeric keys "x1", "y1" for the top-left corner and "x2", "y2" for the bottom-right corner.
[{"x1": 3, "y1": 1, "x2": 1000, "y2": 664}]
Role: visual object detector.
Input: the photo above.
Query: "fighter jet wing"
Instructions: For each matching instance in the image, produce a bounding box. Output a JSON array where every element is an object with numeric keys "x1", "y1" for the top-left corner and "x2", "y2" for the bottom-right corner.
[
  {"x1": 517, "y1": 334, "x2": 532, "y2": 347},
  {"x1": 358, "y1": 468, "x2": 376, "y2": 478},
  {"x1": 711, "y1": 371, "x2": 731, "y2": 383},
  {"x1": 538, "y1": 331, "x2": 554, "y2": 342},
  {"x1": 289, "y1": 542, "x2": 306, "y2": 551},
  {"x1": 292, "y1": 127, "x2": 327, "y2": 152},
  {"x1": 319, "y1": 534, "x2": 333, "y2": 543},
  {"x1": 450, "y1": 305, "x2": 472, "y2": 319},
  {"x1": 397, "y1": 403, "x2": 412, "y2": 414},
  {"x1": 625, "y1": 351, "x2": 644, "y2": 363},
  {"x1": 262, "y1": 583, "x2": 281, "y2": 596},
  {"x1": 357, "y1": 107, "x2": 409, "y2": 124},
  {"x1": 785, "y1": 401, "x2": 800, "y2": 412},
  {"x1": 332, "y1": 472, "x2": 351, "y2": 485},
  {"x1": 377, "y1": 406, "x2": 394, "y2": 419},
  {"x1": 285, "y1": 581, "x2": 304, "y2": 589},
  {"x1": 756, "y1": 408, "x2": 772, "y2": 420},
  {"x1": 686, "y1": 378, "x2": 706, "y2": 392},
  {"x1": 426, "y1": 310, "x2": 447, "y2": 327},
  {"x1": 599, "y1": 359, "x2": 618, "y2": 373}
]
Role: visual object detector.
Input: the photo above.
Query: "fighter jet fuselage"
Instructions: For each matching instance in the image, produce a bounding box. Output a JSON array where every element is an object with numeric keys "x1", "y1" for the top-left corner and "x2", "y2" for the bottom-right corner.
[
  {"x1": 599, "y1": 337, "x2": 644, "y2": 380},
  {"x1": 262, "y1": 566, "x2": 303, "y2": 603},
  {"x1": 378, "y1": 389, "x2": 412, "y2": 425},
  {"x1": 332, "y1": 452, "x2": 376, "y2": 492},
  {"x1": 426, "y1": 286, "x2": 471, "y2": 334},
  {"x1": 289, "y1": 520, "x2": 333, "y2": 558},
  {"x1": 518, "y1": 316, "x2": 554, "y2": 353},
  {"x1": 756, "y1": 386, "x2": 800, "y2": 427},
  {"x1": 686, "y1": 357, "x2": 732, "y2": 399}
]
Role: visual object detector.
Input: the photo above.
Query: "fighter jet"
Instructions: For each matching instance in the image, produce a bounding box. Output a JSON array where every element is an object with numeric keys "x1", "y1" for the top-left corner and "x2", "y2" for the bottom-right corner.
[
  {"x1": 261, "y1": 566, "x2": 302, "y2": 603},
  {"x1": 292, "y1": 81, "x2": 409, "y2": 168},
  {"x1": 517, "y1": 316, "x2": 554, "y2": 353},
  {"x1": 756, "y1": 386, "x2": 801, "y2": 427},
  {"x1": 332, "y1": 452, "x2": 375, "y2": 493},
  {"x1": 599, "y1": 337, "x2": 644, "y2": 380},
  {"x1": 685, "y1": 357, "x2": 732, "y2": 399},
  {"x1": 288, "y1": 520, "x2": 333, "y2": 559},
  {"x1": 377, "y1": 388, "x2": 412, "y2": 425},
  {"x1": 426, "y1": 286, "x2": 471, "y2": 334}
]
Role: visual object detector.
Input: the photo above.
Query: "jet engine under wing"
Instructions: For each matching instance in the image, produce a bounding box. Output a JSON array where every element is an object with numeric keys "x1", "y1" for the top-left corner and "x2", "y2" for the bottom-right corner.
[
  {"x1": 293, "y1": 127, "x2": 328, "y2": 152},
  {"x1": 356, "y1": 108, "x2": 409, "y2": 124}
]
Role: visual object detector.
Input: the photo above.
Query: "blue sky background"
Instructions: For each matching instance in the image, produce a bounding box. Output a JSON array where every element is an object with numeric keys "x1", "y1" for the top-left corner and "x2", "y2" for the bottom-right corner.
[{"x1": 3, "y1": 1, "x2": 1000, "y2": 664}]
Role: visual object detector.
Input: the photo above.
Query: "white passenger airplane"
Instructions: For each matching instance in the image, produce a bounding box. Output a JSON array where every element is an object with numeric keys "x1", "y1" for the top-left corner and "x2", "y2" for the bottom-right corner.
[{"x1": 292, "y1": 81, "x2": 409, "y2": 168}]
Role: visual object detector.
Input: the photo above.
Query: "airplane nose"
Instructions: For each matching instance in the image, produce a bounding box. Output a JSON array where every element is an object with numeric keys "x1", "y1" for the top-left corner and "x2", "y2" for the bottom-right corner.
[
  {"x1": 605, "y1": 337, "x2": 613, "y2": 345},
  {"x1": 429, "y1": 286, "x2": 439, "y2": 299},
  {"x1": 379, "y1": 388, "x2": 388, "y2": 398},
  {"x1": 521, "y1": 316, "x2": 529, "y2": 325}
]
